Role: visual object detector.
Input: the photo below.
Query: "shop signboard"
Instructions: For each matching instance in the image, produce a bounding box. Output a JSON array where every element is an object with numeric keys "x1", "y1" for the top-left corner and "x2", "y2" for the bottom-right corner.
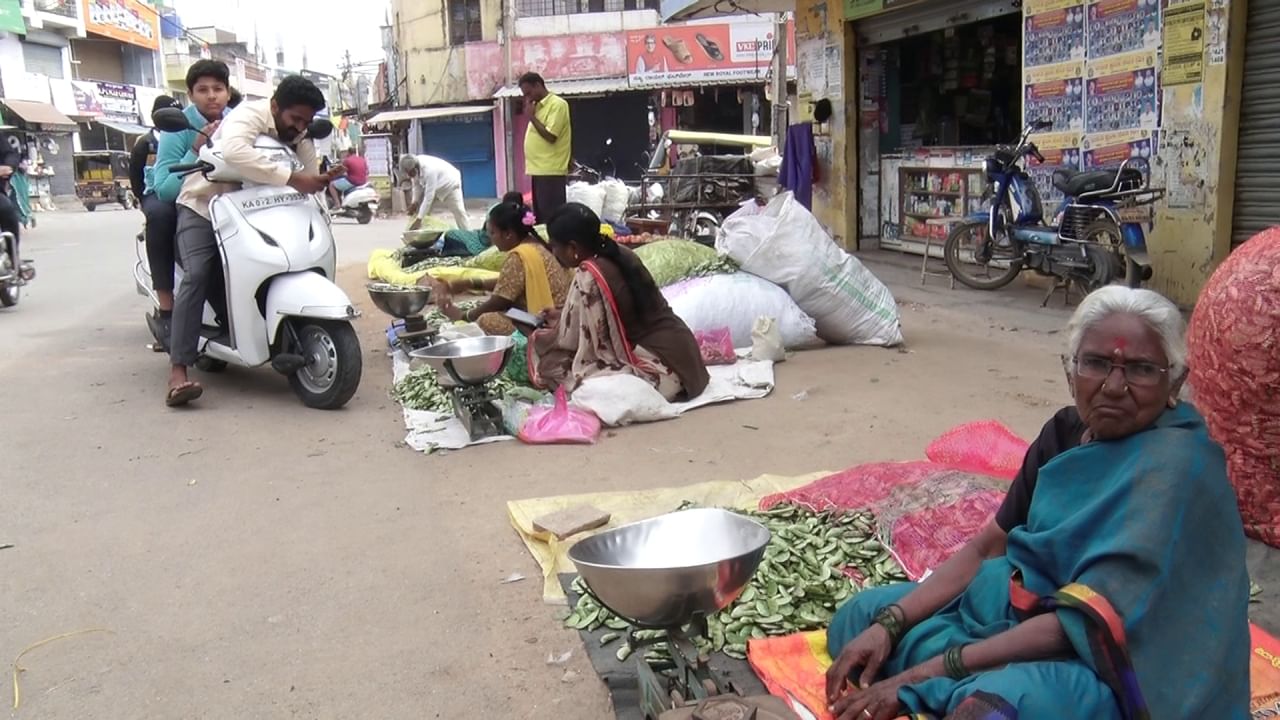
[
  {"x1": 72, "y1": 81, "x2": 103, "y2": 117},
  {"x1": 95, "y1": 81, "x2": 138, "y2": 124},
  {"x1": 34, "y1": 0, "x2": 77, "y2": 18},
  {"x1": 82, "y1": 0, "x2": 161, "y2": 51},
  {"x1": 1023, "y1": 0, "x2": 1086, "y2": 68},
  {"x1": 1023, "y1": 61, "x2": 1085, "y2": 133},
  {"x1": 625, "y1": 21, "x2": 796, "y2": 88},
  {"x1": 0, "y1": 0, "x2": 26, "y2": 34},
  {"x1": 1084, "y1": 49, "x2": 1159, "y2": 133},
  {"x1": 465, "y1": 32, "x2": 627, "y2": 100},
  {"x1": 844, "y1": 0, "x2": 920, "y2": 21}
]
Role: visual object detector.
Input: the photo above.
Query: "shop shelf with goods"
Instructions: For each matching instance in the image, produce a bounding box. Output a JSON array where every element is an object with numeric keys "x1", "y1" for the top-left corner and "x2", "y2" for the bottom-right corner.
[{"x1": 896, "y1": 166, "x2": 986, "y2": 251}]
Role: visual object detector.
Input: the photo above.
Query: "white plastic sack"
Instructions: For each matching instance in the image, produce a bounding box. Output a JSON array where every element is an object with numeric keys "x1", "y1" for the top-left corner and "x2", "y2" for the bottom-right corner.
[
  {"x1": 566, "y1": 182, "x2": 607, "y2": 217},
  {"x1": 662, "y1": 273, "x2": 821, "y2": 350},
  {"x1": 600, "y1": 180, "x2": 631, "y2": 224},
  {"x1": 751, "y1": 317, "x2": 786, "y2": 363},
  {"x1": 717, "y1": 192, "x2": 904, "y2": 346},
  {"x1": 571, "y1": 374, "x2": 679, "y2": 427}
]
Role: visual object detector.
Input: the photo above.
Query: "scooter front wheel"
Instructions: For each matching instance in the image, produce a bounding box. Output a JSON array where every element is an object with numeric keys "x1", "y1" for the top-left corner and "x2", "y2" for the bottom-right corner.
[
  {"x1": 943, "y1": 221, "x2": 1024, "y2": 291},
  {"x1": 287, "y1": 319, "x2": 362, "y2": 410}
]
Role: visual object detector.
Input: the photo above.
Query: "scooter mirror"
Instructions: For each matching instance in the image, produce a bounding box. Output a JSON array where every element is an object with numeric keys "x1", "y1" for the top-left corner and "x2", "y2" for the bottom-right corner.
[
  {"x1": 308, "y1": 118, "x2": 334, "y2": 140},
  {"x1": 152, "y1": 107, "x2": 192, "y2": 132}
]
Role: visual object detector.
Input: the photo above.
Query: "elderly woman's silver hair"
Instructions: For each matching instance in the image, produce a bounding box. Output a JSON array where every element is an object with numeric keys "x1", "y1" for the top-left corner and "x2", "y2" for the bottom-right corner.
[
  {"x1": 1066, "y1": 286, "x2": 1188, "y2": 377},
  {"x1": 397, "y1": 154, "x2": 418, "y2": 175}
]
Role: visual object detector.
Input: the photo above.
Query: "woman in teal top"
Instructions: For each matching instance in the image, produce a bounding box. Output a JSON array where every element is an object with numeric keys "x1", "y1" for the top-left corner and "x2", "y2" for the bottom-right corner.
[{"x1": 140, "y1": 59, "x2": 230, "y2": 350}]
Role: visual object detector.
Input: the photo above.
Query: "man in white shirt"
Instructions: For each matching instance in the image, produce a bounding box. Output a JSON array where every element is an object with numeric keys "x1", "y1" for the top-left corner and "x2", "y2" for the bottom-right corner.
[
  {"x1": 399, "y1": 154, "x2": 470, "y2": 231},
  {"x1": 165, "y1": 75, "x2": 339, "y2": 407}
]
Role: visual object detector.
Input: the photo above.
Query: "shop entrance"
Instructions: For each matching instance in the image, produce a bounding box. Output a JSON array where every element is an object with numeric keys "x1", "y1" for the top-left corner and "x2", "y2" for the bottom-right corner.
[
  {"x1": 1231, "y1": 0, "x2": 1280, "y2": 249},
  {"x1": 854, "y1": 0, "x2": 1022, "y2": 252}
]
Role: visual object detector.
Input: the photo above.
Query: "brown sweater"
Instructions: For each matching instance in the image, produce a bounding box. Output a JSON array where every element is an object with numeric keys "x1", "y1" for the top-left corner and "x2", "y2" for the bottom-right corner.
[{"x1": 593, "y1": 247, "x2": 710, "y2": 399}]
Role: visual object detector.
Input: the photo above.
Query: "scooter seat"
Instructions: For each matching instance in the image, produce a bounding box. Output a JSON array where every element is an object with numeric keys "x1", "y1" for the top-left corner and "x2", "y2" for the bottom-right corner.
[{"x1": 1052, "y1": 167, "x2": 1144, "y2": 197}]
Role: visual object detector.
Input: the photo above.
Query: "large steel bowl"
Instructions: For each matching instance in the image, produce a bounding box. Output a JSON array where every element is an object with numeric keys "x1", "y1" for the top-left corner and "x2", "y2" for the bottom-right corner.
[
  {"x1": 409, "y1": 335, "x2": 515, "y2": 386},
  {"x1": 568, "y1": 508, "x2": 771, "y2": 628},
  {"x1": 367, "y1": 282, "x2": 431, "y2": 319}
]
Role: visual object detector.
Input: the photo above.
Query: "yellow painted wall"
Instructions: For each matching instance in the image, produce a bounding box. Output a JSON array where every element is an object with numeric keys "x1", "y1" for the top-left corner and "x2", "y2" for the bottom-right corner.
[
  {"x1": 392, "y1": 0, "x2": 503, "y2": 107},
  {"x1": 793, "y1": 0, "x2": 857, "y2": 249}
]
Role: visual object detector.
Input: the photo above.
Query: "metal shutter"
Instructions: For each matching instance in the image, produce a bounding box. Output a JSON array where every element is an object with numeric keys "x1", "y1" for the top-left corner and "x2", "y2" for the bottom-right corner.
[
  {"x1": 1231, "y1": 0, "x2": 1280, "y2": 248},
  {"x1": 22, "y1": 42, "x2": 64, "y2": 79}
]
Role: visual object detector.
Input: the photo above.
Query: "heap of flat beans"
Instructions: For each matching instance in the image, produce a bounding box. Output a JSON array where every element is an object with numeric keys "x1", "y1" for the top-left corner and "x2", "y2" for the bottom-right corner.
[
  {"x1": 564, "y1": 503, "x2": 907, "y2": 662},
  {"x1": 392, "y1": 365, "x2": 516, "y2": 413}
]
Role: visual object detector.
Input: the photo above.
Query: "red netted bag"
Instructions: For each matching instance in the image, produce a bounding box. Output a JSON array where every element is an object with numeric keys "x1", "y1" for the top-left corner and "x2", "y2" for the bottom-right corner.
[
  {"x1": 1188, "y1": 227, "x2": 1280, "y2": 546},
  {"x1": 924, "y1": 420, "x2": 1030, "y2": 480}
]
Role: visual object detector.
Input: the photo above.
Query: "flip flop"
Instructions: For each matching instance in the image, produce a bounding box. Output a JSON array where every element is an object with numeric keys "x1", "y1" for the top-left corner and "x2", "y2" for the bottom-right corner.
[
  {"x1": 166, "y1": 381, "x2": 203, "y2": 407},
  {"x1": 695, "y1": 33, "x2": 724, "y2": 62}
]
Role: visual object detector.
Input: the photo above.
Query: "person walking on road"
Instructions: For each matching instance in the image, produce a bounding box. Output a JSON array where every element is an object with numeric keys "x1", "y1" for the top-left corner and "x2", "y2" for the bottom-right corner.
[
  {"x1": 519, "y1": 72, "x2": 571, "y2": 222},
  {"x1": 400, "y1": 154, "x2": 470, "y2": 231}
]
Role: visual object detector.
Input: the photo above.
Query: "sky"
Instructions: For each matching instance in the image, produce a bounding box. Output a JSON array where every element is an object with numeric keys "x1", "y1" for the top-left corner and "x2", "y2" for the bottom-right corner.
[{"x1": 169, "y1": 0, "x2": 389, "y2": 78}]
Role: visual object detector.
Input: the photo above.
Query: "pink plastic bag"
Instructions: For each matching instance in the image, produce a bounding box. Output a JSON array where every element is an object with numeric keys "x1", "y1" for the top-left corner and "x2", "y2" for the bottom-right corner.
[
  {"x1": 695, "y1": 327, "x2": 736, "y2": 366},
  {"x1": 518, "y1": 387, "x2": 601, "y2": 445}
]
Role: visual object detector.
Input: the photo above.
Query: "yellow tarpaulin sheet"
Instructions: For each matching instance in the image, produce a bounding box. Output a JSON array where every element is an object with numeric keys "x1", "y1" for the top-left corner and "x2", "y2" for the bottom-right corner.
[
  {"x1": 507, "y1": 472, "x2": 830, "y2": 604},
  {"x1": 367, "y1": 249, "x2": 499, "y2": 287}
]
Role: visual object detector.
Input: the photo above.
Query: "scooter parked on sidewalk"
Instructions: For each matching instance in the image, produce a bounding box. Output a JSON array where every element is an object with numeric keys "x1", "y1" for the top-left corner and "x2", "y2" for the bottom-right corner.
[
  {"x1": 135, "y1": 107, "x2": 363, "y2": 410},
  {"x1": 943, "y1": 120, "x2": 1163, "y2": 304},
  {"x1": 327, "y1": 182, "x2": 378, "y2": 224}
]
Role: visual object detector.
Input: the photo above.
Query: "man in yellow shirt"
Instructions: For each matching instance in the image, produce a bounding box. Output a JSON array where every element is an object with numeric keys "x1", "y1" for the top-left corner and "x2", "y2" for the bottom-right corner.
[{"x1": 519, "y1": 72, "x2": 571, "y2": 222}]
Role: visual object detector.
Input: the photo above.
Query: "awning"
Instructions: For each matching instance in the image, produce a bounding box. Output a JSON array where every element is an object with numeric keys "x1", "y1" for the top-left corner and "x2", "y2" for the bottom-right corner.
[
  {"x1": 97, "y1": 119, "x2": 150, "y2": 136},
  {"x1": 365, "y1": 105, "x2": 492, "y2": 124},
  {"x1": 0, "y1": 98, "x2": 76, "y2": 130},
  {"x1": 494, "y1": 76, "x2": 631, "y2": 99},
  {"x1": 661, "y1": 0, "x2": 793, "y2": 21}
]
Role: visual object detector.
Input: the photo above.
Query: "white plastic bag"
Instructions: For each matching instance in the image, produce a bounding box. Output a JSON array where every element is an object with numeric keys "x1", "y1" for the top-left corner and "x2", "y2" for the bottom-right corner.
[
  {"x1": 662, "y1": 273, "x2": 821, "y2": 350},
  {"x1": 717, "y1": 192, "x2": 904, "y2": 346},
  {"x1": 751, "y1": 317, "x2": 786, "y2": 363},
  {"x1": 600, "y1": 180, "x2": 631, "y2": 223},
  {"x1": 566, "y1": 182, "x2": 607, "y2": 217},
  {"x1": 571, "y1": 374, "x2": 679, "y2": 427}
]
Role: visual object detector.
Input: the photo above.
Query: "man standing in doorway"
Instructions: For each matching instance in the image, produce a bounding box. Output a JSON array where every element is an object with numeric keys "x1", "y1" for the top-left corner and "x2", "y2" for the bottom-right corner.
[{"x1": 519, "y1": 72, "x2": 571, "y2": 222}]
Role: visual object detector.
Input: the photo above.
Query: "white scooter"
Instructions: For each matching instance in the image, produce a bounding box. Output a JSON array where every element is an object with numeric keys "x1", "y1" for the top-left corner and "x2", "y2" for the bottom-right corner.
[
  {"x1": 136, "y1": 107, "x2": 362, "y2": 410},
  {"x1": 328, "y1": 182, "x2": 378, "y2": 224}
]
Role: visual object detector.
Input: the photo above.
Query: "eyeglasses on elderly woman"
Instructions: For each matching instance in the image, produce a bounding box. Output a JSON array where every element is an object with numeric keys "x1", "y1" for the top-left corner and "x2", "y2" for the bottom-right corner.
[{"x1": 1063, "y1": 354, "x2": 1170, "y2": 386}]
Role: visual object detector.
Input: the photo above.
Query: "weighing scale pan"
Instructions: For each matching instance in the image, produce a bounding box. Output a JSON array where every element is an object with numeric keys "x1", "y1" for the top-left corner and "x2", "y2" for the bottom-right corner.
[
  {"x1": 367, "y1": 282, "x2": 432, "y2": 318},
  {"x1": 568, "y1": 509, "x2": 770, "y2": 629},
  {"x1": 409, "y1": 335, "x2": 515, "y2": 385}
]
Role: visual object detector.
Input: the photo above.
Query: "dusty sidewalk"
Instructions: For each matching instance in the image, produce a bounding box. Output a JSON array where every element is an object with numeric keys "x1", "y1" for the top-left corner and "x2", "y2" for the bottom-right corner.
[{"x1": 1, "y1": 215, "x2": 1270, "y2": 718}]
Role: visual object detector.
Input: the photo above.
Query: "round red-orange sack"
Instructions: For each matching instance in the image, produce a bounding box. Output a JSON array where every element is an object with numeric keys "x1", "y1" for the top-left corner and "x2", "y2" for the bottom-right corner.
[{"x1": 1188, "y1": 227, "x2": 1280, "y2": 546}]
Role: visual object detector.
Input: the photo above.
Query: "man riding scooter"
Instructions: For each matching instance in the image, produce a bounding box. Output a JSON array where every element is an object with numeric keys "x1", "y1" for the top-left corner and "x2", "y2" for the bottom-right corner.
[
  {"x1": 165, "y1": 75, "x2": 342, "y2": 407},
  {"x1": 326, "y1": 149, "x2": 367, "y2": 208}
]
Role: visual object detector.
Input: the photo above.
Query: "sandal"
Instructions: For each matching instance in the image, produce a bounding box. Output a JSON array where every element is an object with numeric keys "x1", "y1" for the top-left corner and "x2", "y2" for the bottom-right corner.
[
  {"x1": 165, "y1": 381, "x2": 203, "y2": 407},
  {"x1": 696, "y1": 33, "x2": 724, "y2": 61}
]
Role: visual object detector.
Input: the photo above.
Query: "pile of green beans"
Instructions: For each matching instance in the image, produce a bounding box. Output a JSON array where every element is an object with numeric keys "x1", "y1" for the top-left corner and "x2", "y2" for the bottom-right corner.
[
  {"x1": 565, "y1": 503, "x2": 907, "y2": 662},
  {"x1": 392, "y1": 366, "x2": 516, "y2": 413}
]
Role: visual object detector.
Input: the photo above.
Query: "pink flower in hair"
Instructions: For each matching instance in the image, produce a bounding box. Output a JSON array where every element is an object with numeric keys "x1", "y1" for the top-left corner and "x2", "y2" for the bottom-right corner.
[{"x1": 522, "y1": 211, "x2": 536, "y2": 227}]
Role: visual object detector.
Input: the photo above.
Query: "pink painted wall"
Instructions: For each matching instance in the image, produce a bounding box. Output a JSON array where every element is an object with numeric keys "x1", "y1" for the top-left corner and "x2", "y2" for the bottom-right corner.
[{"x1": 465, "y1": 33, "x2": 628, "y2": 100}]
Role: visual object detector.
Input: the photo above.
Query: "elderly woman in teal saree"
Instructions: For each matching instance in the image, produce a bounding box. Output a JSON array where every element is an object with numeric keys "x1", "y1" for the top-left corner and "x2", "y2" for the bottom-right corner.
[{"x1": 825, "y1": 286, "x2": 1250, "y2": 720}]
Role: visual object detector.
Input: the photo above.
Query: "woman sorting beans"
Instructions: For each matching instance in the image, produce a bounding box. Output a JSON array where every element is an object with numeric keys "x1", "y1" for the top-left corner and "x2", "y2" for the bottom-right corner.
[
  {"x1": 528, "y1": 203, "x2": 709, "y2": 401},
  {"x1": 424, "y1": 197, "x2": 570, "y2": 336},
  {"x1": 824, "y1": 286, "x2": 1249, "y2": 720}
]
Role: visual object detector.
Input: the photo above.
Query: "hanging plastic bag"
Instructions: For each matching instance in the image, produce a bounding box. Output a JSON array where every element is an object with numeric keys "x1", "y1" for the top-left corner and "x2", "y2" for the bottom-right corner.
[
  {"x1": 518, "y1": 387, "x2": 602, "y2": 445},
  {"x1": 695, "y1": 327, "x2": 736, "y2": 366},
  {"x1": 751, "y1": 316, "x2": 786, "y2": 363}
]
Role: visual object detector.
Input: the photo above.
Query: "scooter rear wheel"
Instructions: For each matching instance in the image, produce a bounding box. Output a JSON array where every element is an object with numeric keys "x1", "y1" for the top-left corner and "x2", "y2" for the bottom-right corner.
[
  {"x1": 356, "y1": 207, "x2": 373, "y2": 225},
  {"x1": 943, "y1": 221, "x2": 1024, "y2": 291},
  {"x1": 287, "y1": 319, "x2": 362, "y2": 410}
]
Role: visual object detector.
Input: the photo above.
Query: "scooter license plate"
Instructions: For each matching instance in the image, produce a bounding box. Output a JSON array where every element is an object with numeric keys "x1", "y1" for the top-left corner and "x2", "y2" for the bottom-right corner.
[{"x1": 1117, "y1": 206, "x2": 1151, "y2": 224}]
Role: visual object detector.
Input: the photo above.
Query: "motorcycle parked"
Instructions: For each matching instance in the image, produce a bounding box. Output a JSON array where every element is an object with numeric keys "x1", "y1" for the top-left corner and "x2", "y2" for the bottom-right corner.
[
  {"x1": 0, "y1": 231, "x2": 33, "y2": 307},
  {"x1": 943, "y1": 120, "x2": 1163, "y2": 300},
  {"x1": 327, "y1": 182, "x2": 378, "y2": 224},
  {"x1": 137, "y1": 107, "x2": 363, "y2": 410}
]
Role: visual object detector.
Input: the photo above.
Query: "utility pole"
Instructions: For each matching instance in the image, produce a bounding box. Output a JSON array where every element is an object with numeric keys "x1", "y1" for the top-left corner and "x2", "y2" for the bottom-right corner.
[
  {"x1": 771, "y1": 13, "x2": 789, "y2": 155},
  {"x1": 501, "y1": 0, "x2": 517, "y2": 193}
]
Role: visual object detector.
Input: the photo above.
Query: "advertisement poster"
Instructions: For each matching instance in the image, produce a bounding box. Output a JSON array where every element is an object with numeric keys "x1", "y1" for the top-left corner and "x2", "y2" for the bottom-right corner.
[
  {"x1": 1162, "y1": 0, "x2": 1205, "y2": 85},
  {"x1": 81, "y1": 0, "x2": 159, "y2": 50},
  {"x1": 1023, "y1": 0, "x2": 1086, "y2": 68},
  {"x1": 1087, "y1": 0, "x2": 1161, "y2": 59},
  {"x1": 626, "y1": 22, "x2": 796, "y2": 87},
  {"x1": 1082, "y1": 128, "x2": 1157, "y2": 171},
  {"x1": 1085, "y1": 50, "x2": 1159, "y2": 133},
  {"x1": 94, "y1": 81, "x2": 138, "y2": 123},
  {"x1": 71, "y1": 80, "x2": 103, "y2": 116},
  {"x1": 1024, "y1": 61, "x2": 1085, "y2": 132},
  {"x1": 1026, "y1": 131, "x2": 1083, "y2": 206}
]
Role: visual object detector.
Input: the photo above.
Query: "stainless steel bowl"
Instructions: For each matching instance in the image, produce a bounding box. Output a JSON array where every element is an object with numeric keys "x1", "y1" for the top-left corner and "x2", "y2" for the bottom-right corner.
[
  {"x1": 367, "y1": 282, "x2": 431, "y2": 319},
  {"x1": 568, "y1": 508, "x2": 771, "y2": 628},
  {"x1": 409, "y1": 335, "x2": 515, "y2": 386}
]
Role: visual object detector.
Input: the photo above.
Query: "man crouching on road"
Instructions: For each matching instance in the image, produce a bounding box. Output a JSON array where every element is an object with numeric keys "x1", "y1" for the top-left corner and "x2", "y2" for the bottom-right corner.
[{"x1": 165, "y1": 75, "x2": 342, "y2": 407}]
